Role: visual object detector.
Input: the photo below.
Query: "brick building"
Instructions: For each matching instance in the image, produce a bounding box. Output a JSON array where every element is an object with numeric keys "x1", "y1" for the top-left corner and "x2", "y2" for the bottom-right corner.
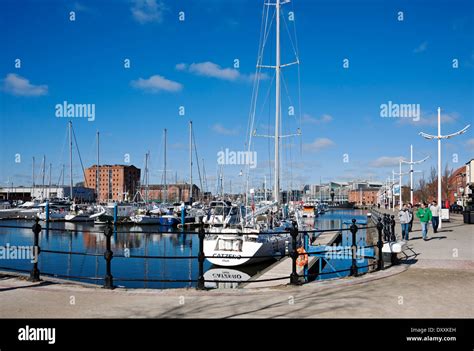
[
  {"x1": 139, "y1": 184, "x2": 200, "y2": 203},
  {"x1": 447, "y1": 165, "x2": 468, "y2": 206},
  {"x1": 85, "y1": 165, "x2": 140, "y2": 202},
  {"x1": 348, "y1": 189, "x2": 379, "y2": 206}
]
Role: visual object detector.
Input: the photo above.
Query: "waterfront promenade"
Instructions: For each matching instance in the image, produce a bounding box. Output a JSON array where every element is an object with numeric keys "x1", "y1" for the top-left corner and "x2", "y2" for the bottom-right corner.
[{"x1": 0, "y1": 212, "x2": 472, "y2": 318}]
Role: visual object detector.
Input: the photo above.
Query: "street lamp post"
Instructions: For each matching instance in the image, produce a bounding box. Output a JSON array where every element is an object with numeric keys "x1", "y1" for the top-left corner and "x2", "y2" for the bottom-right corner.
[
  {"x1": 400, "y1": 145, "x2": 429, "y2": 204},
  {"x1": 419, "y1": 107, "x2": 470, "y2": 229}
]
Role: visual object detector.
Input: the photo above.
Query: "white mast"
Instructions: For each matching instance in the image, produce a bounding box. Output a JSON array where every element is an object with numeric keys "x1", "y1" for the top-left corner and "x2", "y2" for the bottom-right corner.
[
  {"x1": 144, "y1": 152, "x2": 149, "y2": 204},
  {"x1": 96, "y1": 131, "x2": 100, "y2": 204},
  {"x1": 264, "y1": 175, "x2": 267, "y2": 201},
  {"x1": 164, "y1": 128, "x2": 167, "y2": 203},
  {"x1": 189, "y1": 121, "x2": 193, "y2": 203},
  {"x1": 32, "y1": 157, "x2": 35, "y2": 190},
  {"x1": 48, "y1": 163, "x2": 52, "y2": 199},
  {"x1": 274, "y1": 0, "x2": 281, "y2": 204},
  {"x1": 41, "y1": 155, "x2": 46, "y2": 200},
  {"x1": 69, "y1": 121, "x2": 73, "y2": 200}
]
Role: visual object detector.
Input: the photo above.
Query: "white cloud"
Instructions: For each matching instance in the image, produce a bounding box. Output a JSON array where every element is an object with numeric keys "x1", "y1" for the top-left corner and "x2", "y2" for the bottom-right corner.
[
  {"x1": 397, "y1": 110, "x2": 459, "y2": 127},
  {"x1": 176, "y1": 61, "x2": 269, "y2": 82},
  {"x1": 302, "y1": 138, "x2": 335, "y2": 152},
  {"x1": 131, "y1": 0, "x2": 166, "y2": 24},
  {"x1": 413, "y1": 41, "x2": 428, "y2": 54},
  {"x1": 369, "y1": 156, "x2": 406, "y2": 167},
  {"x1": 73, "y1": 2, "x2": 91, "y2": 12},
  {"x1": 131, "y1": 75, "x2": 182, "y2": 93},
  {"x1": 212, "y1": 124, "x2": 238, "y2": 135},
  {"x1": 302, "y1": 113, "x2": 333, "y2": 124},
  {"x1": 177, "y1": 62, "x2": 239, "y2": 81},
  {"x1": 2, "y1": 73, "x2": 48, "y2": 96}
]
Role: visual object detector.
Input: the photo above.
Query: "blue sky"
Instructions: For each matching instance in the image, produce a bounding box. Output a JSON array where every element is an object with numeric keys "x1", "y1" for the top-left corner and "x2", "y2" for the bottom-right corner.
[{"x1": 1, "y1": 0, "x2": 473, "y2": 193}]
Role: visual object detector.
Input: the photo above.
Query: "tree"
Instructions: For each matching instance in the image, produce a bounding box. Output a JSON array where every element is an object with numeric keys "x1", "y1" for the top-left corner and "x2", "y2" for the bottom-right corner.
[
  {"x1": 442, "y1": 163, "x2": 453, "y2": 203},
  {"x1": 415, "y1": 174, "x2": 429, "y2": 204}
]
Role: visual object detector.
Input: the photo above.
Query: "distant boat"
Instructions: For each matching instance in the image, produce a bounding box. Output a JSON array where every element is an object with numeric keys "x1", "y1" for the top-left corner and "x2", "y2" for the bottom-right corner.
[
  {"x1": 131, "y1": 213, "x2": 161, "y2": 225},
  {"x1": 90, "y1": 203, "x2": 137, "y2": 225},
  {"x1": 159, "y1": 214, "x2": 180, "y2": 226}
]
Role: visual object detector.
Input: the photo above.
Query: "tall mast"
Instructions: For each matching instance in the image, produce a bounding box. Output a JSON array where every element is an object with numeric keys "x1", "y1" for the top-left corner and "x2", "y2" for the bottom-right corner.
[
  {"x1": 96, "y1": 131, "x2": 100, "y2": 204},
  {"x1": 202, "y1": 158, "x2": 207, "y2": 194},
  {"x1": 164, "y1": 128, "x2": 167, "y2": 203},
  {"x1": 69, "y1": 121, "x2": 73, "y2": 200},
  {"x1": 41, "y1": 155, "x2": 46, "y2": 199},
  {"x1": 48, "y1": 163, "x2": 52, "y2": 199},
  {"x1": 274, "y1": 0, "x2": 281, "y2": 204},
  {"x1": 144, "y1": 152, "x2": 149, "y2": 204},
  {"x1": 189, "y1": 120, "x2": 193, "y2": 203},
  {"x1": 32, "y1": 157, "x2": 35, "y2": 190}
]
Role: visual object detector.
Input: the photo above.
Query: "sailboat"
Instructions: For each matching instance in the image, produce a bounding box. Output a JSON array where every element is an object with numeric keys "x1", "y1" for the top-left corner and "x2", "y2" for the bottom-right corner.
[{"x1": 204, "y1": 0, "x2": 301, "y2": 267}]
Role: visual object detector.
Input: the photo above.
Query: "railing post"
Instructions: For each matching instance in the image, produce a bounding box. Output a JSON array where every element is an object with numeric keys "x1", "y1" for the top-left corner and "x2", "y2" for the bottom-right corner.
[
  {"x1": 350, "y1": 218, "x2": 358, "y2": 277},
  {"x1": 103, "y1": 221, "x2": 114, "y2": 289},
  {"x1": 383, "y1": 214, "x2": 390, "y2": 242},
  {"x1": 303, "y1": 231, "x2": 309, "y2": 282},
  {"x1": 390, "y1": 215, "x2": 396, "y2": 241},
  {"x1": 290, "y1": 221, "x2": 299, "y2": 285},
  {"x1": 197, "y1": 223, "x2": 205, "y2": 290},
  {"x1": 28, "y1": 218, "x2": 41, "y2": 282},
  {"x1": 376, "y1": 217, "x2": 384, "y2": 271}
]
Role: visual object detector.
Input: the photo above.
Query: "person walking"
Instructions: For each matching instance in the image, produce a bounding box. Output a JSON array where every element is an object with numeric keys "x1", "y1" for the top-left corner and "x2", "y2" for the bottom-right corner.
[
  {"x1": 429, "y1": 200, "x2": 441, "y2": 233},
  {"x1": 398, "y1": 204, "x2": 412, "y2": 241},
  {"x1": 416, "y1": 202, "x2": 432, "y2": 241},
  {"x1": 407, "y1": 203, "x2": 414, "y2": 232}
]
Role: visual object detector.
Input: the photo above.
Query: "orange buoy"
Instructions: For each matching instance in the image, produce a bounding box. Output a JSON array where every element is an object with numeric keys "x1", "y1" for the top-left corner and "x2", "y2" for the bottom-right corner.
[{"x1": 296, "y1": 247, "x2": 308, "y2": 267}]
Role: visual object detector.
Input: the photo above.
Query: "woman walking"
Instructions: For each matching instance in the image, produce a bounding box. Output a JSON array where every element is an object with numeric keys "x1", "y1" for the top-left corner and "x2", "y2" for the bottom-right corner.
[
  {"x1": 416, "y1": 202, "x2": 432, "y2": 241},
  {"x1": 399, "y1": 204, "x2": 412, "y2": 241}
]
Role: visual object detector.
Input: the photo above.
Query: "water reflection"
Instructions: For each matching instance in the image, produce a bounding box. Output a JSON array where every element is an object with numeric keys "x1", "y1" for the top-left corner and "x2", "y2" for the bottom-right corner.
[{"x1": 0, "y1": 209, "x2": 368, "y2": 289}]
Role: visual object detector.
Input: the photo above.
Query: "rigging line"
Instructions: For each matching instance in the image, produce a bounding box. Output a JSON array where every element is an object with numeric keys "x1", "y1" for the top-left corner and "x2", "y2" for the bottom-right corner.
[
  {"x1": 280, "y1": 7, "x2": 300, "y2": 60},
  {"x1": 245, "y1": 2, "x2": 274, "y2": 200},
  {"x1": 56, "y1": 165, "x2": 61, "y2": 188},
  {"x1": 191, "y1": 128, "x2": 203, "y2": 195},
  {"x1": 246, "y1": 70, "x2": 276, "y2": 193},
  {"x1": 254, "y1": 72, "x2": 276, "y2": 131},
  {"x1": 289, "y1": 0, "x2": 303, "y2": 156},
  {"x1": 259, "y1": 4, "x2": 276, "y2": 65},
  {"x1": 246, "y1": 0, "x2": 273, "y2": 152},
  {"x1": 280, "y1": 70, "x2": 296, "y2": 117},
  {"x1": 52, "y1": 127, "x2": 69, "y2": 188},
  {"x1": 246, "y1": 4, "x2": 271, "y2": 150},
  {"x1": 71, "y1": 124, "x2": 89, "y2": 188}
]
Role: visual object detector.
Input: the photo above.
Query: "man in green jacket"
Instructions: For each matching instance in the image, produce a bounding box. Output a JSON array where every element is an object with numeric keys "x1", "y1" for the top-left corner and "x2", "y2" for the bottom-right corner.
[{"x1": 416, "y1": 202, "x2": 433, "y2": 241}]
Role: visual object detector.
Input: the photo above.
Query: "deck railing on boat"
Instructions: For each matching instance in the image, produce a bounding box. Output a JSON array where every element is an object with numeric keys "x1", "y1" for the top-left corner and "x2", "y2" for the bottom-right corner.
[{"x1": 0, "y1": 209, "x2": 398, "y2": 290}]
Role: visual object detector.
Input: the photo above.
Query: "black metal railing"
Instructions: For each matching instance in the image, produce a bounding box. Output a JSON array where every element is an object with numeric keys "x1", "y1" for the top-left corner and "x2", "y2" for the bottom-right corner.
[{"x1": 0, "y1": 215, "x2": 397, "y2": 290}]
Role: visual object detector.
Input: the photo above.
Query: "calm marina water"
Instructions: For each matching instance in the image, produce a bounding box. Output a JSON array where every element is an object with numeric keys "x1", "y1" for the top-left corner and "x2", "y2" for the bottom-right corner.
[{"x1": 0, "y1": 209, "x2": 369, "y2": 289}]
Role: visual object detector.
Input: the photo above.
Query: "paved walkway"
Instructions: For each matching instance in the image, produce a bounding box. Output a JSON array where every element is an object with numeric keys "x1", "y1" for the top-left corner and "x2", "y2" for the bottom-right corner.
[
  {"x1": 372, "y1": 209, "x2": 473, "y2": 269},
  {"x1": 0, "y1": 212, "x2": 472, "y2": 318}
]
